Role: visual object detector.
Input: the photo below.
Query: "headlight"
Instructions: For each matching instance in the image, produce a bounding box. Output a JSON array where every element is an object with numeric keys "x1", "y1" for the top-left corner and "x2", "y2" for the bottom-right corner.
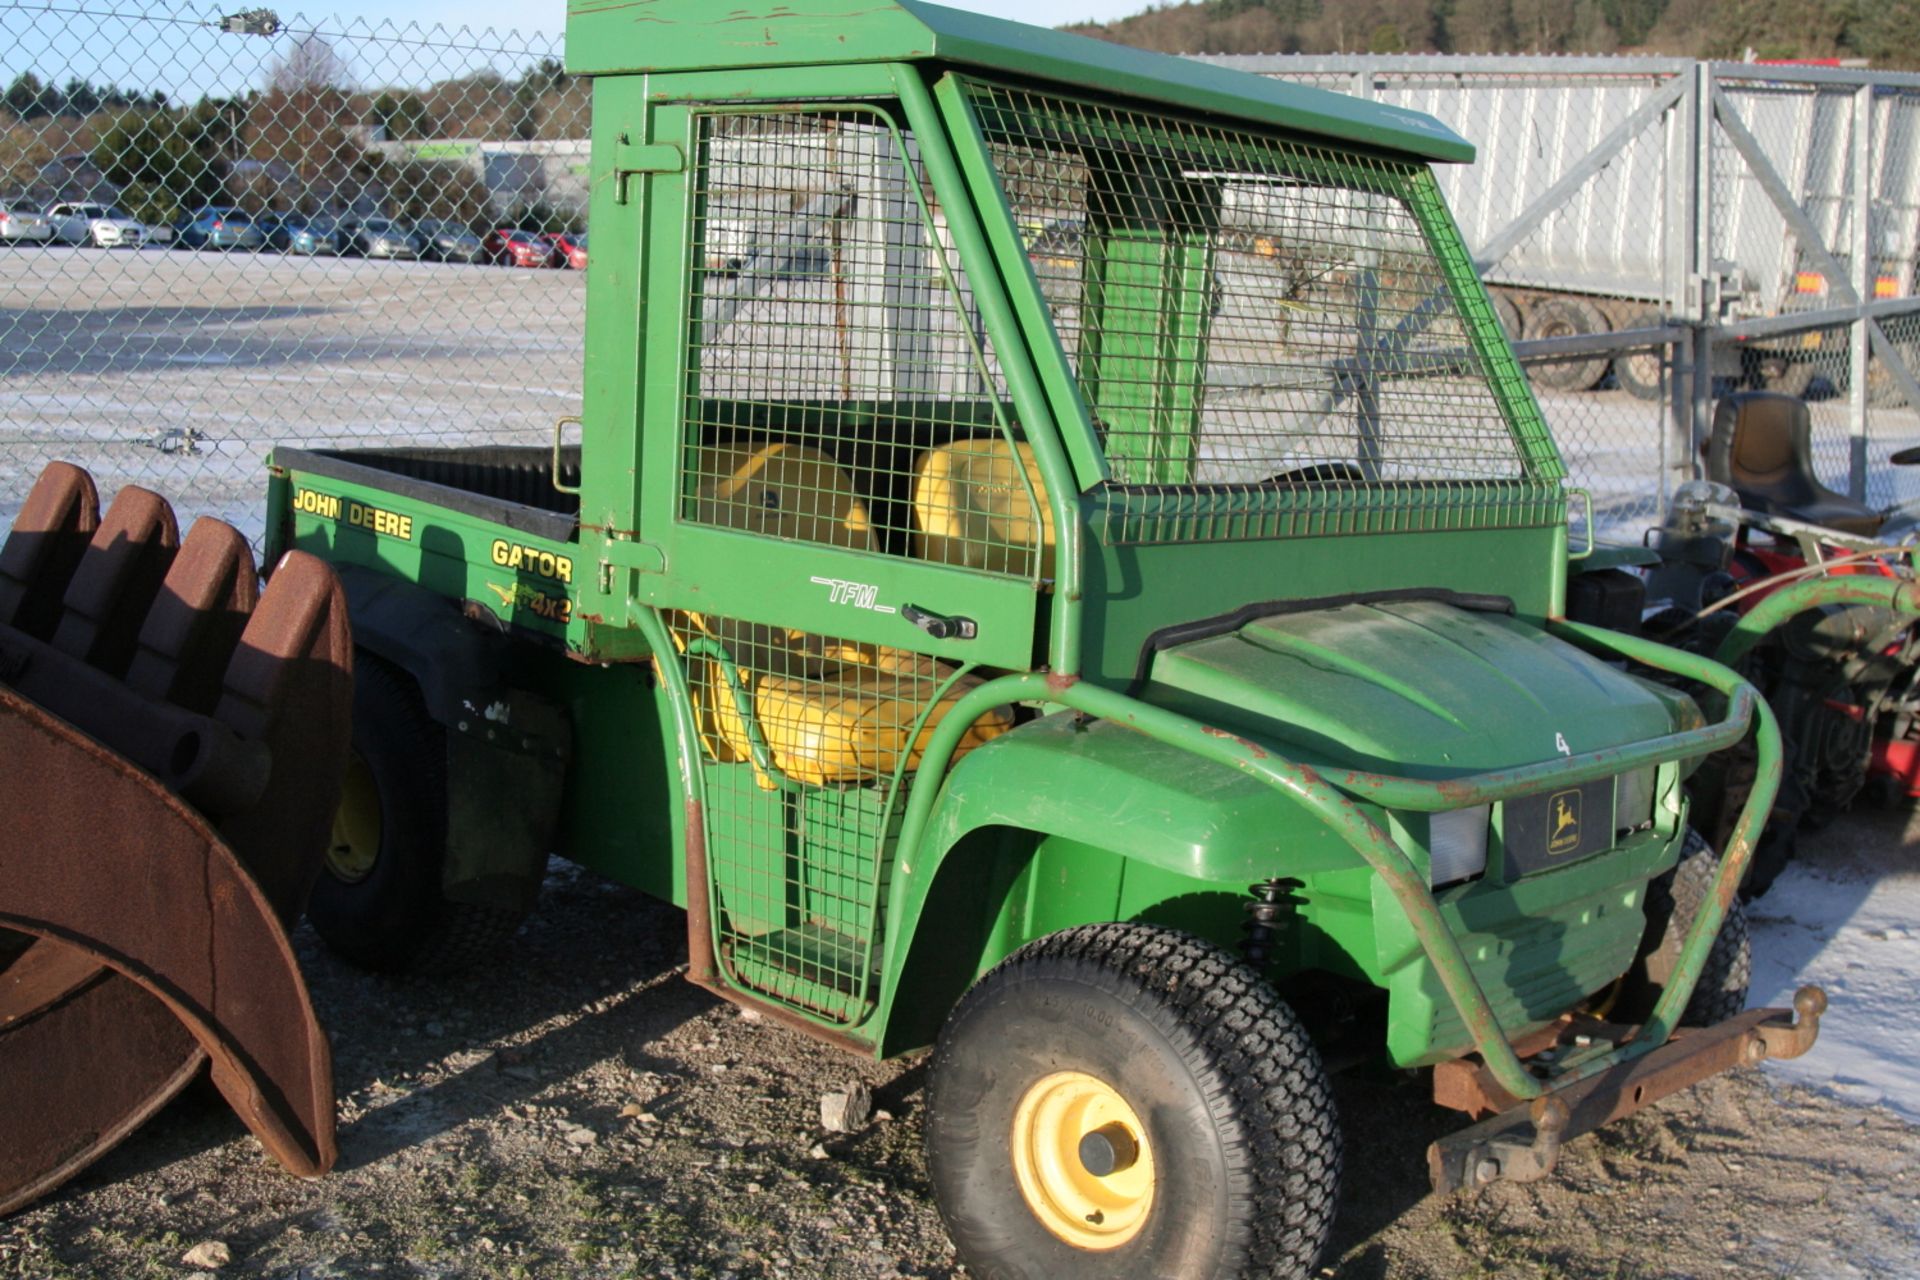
[
  {"x1": 1429, "y1": 805, "x2": 1491, "y2": 887},
  {"x1": 1616, "y1": 767, "x2": 1657, "y2": 835}
]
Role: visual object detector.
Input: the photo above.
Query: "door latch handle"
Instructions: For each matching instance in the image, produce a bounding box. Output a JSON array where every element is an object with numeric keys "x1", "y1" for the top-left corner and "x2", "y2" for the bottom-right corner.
[{"x1": 902, "y1": 604, "x2": 977, "y2": 641}]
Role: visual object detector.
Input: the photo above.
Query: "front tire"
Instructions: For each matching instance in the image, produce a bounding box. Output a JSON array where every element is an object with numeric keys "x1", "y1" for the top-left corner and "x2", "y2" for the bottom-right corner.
[
  {"x1": 306, "y1": 652, "x2": 528, "y2": 974},
  {"x1": 1615, "y1": 829, "x2": 1751, "y2": 1027},
  {"x1": 926, "y1": 923, "x2": 1340, "y2": 1280}
]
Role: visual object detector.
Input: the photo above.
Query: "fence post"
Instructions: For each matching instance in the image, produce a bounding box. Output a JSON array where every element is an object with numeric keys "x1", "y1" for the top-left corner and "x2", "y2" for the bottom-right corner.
[
  {"x1": 1850, "y1": 82, "x2": 1873, "y2": 500},
  {"x1": 1683, "y1": 61, "x2": 1716, "y2": 481}
]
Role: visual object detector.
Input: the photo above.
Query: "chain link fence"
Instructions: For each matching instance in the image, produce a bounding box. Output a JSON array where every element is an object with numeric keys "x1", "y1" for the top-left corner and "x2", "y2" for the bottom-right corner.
[
  {"x1": 6, "y1": 20, "x2": 1920, "y2": 547},
  {"x1": 0, "y1": 3, "x2": 585, "y2": 540}
]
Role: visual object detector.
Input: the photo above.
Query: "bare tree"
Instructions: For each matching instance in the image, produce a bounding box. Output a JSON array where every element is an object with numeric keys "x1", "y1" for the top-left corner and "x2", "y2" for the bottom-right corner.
[
  {"x1": 267, "y1": 35, "x2": 350, "y2": 96},
  {"x1": 255, "y1": 34, "x2": 355, "y2": 205}
]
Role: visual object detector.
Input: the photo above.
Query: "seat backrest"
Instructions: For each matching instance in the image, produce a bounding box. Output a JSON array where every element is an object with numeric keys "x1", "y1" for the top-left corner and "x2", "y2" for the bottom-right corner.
[
  {"x1": 1704, "y1": 390, "x2": 1885, "y2": 535},
  {"x1": 910, "y1": 438, "x2": 1055, "y2": 582},
  {"x1": 690, "y1": 440, "x2": 876, "y2": 552},
  {"x1": 1707, "y1": 391, "x2": 1821, "y2": 507}
]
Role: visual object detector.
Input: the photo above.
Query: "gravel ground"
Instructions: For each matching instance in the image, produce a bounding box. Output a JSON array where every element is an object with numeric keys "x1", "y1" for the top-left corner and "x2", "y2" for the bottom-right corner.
[{"x1": 5, "y1": 807, "x2": 1918, "y2": 1280}]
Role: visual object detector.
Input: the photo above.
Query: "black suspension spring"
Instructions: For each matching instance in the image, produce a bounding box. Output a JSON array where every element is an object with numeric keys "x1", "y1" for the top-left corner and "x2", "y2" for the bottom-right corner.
[{"x1": 1241, "y1": 877, "x2": 1303, "y2": 967}]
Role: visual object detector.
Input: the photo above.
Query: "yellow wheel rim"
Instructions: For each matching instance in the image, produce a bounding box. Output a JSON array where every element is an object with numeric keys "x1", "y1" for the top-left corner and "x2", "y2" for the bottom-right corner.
[
  {"x1": 1010, "y1": 1070, "x2": 1155, "y2": 1250},
  {"x1": 325, "y1": 752, "x2": 381, "y2": 884}
]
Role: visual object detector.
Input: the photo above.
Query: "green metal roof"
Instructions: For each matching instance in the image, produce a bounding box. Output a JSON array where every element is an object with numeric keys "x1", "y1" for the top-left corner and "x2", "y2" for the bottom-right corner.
[{"x1": 564, "y1": 0, "x2": 1474, "y2": 164}]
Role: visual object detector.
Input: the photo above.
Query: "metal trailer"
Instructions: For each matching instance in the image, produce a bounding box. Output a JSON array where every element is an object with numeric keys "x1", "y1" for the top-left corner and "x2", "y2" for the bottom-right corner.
[{"x1": 1722, "y1": 85, "x2": 1920, "y2": 323}]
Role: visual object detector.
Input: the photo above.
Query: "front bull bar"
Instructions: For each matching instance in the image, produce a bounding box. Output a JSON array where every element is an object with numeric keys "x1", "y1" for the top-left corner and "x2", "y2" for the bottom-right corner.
[{"x1": 886, "y1": 617, "x2": 1818, "y2": 1192}]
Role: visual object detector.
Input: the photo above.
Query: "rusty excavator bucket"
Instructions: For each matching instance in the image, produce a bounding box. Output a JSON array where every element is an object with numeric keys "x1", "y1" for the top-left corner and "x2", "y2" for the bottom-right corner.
[{"x1": 0, "y1": 461, "x2": 352, "y2": 1215}]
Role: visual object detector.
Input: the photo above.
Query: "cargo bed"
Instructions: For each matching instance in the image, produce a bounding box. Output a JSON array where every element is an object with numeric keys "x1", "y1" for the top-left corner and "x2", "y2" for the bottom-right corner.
[{"x1": 272, "y1": 446, "x2": 581, "y2": 544}]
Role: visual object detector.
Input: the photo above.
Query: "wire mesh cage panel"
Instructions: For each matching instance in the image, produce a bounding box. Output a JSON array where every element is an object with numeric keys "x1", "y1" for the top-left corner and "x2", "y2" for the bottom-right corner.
[
  {"x1": 683, "y1": 108, "x2": 1047, "y2": 580},
  {"x1": 962, "y1": 80, "x2": 1564, "y2": 545},
  {"x1": 672, "y1": 613, "x2": 1008, "y2": 1024}
]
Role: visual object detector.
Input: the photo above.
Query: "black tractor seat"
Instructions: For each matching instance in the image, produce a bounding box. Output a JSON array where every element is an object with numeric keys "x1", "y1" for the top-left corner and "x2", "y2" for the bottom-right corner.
[{"x1": 1706, "y1": 391, "x2": 1883, "y2": 537}]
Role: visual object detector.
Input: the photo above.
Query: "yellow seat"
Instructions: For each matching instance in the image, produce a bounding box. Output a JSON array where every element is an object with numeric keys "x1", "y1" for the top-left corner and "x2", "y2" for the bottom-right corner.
[
  {"x1": 684, "y1": 438, "x2": 877, "y2": 665},
  {"x1": 911, "y1": 438, "x2": 1054, "y2": 581},
  {"x1": 690, "y1": 441, "x2": 877, "y2": 551},
  {"x1": 679, "y1": 438, "x2": 1013, "y2": 787},
  {"x1": 711, "y1": 648, "x2": 1012, "y2": 788}
]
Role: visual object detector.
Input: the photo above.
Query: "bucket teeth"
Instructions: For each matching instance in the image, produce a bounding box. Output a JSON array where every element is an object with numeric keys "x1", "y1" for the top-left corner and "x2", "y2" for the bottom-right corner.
[
  {"x1": 126, "y1": 517, "x2": 260, "y2": 715},
  {"x1": 50, "y1": 485, "x2": 180, "y2": 677},
  {"x1": 0, "y1": 461, "x2": 99, "y2": 640},
  {"x1": 0, "y1": 462, "x2": 351, "y2": 1215}
]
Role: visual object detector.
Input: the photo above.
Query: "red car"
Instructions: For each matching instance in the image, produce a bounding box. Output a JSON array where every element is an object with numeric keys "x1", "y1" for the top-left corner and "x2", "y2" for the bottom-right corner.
[
  {"x1": 554, "y1": 232, "x2": 588, "y2": 270},
  {"x1": 483, "y1": 228, "x2": 557, "y2": 268}
]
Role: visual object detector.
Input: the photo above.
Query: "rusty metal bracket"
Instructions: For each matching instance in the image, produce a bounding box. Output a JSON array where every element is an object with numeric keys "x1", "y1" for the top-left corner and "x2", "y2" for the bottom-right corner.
[
  {"x1": 1428, "y1": 987, "x2": 1826, "y2": 1194},
  {"x1": 0, "y1": 462, "x2": 353, "y2": 1216}
]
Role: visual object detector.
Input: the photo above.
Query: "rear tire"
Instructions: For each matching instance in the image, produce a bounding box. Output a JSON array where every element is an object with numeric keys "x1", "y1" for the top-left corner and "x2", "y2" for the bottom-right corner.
[
  {"x1": 306, "y1": 652, "x2": 527, "y2": 974},
  {"x1": 1614, "y1": 829, "x2": 1751, "y2": 1027},
  {"x1": 926, "y1": 923, "x2": 1340, "y2": 1280}
]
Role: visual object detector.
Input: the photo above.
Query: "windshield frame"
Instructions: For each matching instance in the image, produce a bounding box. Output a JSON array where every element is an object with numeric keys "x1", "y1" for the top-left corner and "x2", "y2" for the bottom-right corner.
[{"x1": 942, "y1": 73, "x2": 1567, "y2": 545}]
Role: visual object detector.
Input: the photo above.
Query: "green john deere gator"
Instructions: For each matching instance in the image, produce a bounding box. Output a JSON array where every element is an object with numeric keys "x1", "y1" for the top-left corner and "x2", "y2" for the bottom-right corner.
[{"x1": 266, "y1": 3, "x2": 1825, "y2": 1273}]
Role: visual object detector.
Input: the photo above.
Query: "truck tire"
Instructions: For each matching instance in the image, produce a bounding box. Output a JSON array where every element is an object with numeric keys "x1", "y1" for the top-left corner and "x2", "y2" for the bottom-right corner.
[
  {"x1": 307, "y1": 652, "x2": 527, "y2": 974},
  {"x1": 1614, "y1": 829, "x2": 1751, "y2": 1027},
  {"x1": 1616, "y1": 310, "x2": 1665, "y2": 401},
  {"x1": 1523, "y1": 297, "x2": 1610, "y2": 391},
  {"x1": 1490, "y1": 290, "x2": 1522, "y2": 341},
  {"x1": 1758, "y1": 354, "x2": 1817, "y2": 398},
  {"x1": 1867, "y1": 343, "x2": 1919, "y2": 408},
  {"x1": 925, "y1": 923, "x2": 1339, "y2": 1280}
]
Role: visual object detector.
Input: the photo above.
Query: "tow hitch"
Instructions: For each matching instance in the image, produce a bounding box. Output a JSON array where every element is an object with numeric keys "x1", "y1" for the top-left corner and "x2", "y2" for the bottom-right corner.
[{"x1": 1428, "y1": 986, "x2": 1826, "y2": 1193}]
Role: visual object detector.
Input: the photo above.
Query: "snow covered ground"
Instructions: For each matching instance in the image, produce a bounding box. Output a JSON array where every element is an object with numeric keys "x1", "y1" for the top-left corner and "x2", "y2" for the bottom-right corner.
[{"x1": 1752, "y1": 804, "x2": 1920, "y2": 1123}]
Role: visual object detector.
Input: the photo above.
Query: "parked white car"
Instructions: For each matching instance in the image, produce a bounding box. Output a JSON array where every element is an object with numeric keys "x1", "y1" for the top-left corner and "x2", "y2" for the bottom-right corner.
[
  {"x1": 0, "y1": 198, "x2": 53, "y2": 243},
  {"x1": 46, "y1": 202, "x2": 147, "y2": 247}
]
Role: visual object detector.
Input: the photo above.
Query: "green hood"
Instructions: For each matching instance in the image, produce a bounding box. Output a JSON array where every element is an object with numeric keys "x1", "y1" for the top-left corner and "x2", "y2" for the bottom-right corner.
[{"x1": 1144, "y1": 598, "x2": 1675, "y2": 777}]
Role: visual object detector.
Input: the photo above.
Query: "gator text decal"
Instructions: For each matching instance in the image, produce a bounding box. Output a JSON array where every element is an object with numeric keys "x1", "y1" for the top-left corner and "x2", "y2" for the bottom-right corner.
[{"x1": 491, "y1": 539, "x2": 574, "y2": 584}]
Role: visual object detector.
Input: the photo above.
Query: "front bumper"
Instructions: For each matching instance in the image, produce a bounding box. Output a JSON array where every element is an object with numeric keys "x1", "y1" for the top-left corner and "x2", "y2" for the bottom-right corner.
[
  {"x1": 1428, "y1": 986, "x2": 1825, "y2": 1192},
  {"x1": 1388, "y1": 837, "x2": 1667, "y2": 1067}
]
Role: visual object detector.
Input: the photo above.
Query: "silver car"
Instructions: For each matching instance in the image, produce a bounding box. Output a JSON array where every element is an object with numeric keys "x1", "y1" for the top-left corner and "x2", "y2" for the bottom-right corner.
[
  {"x1": 0, "y1": 198, "x2": 53, "y2": 243},
  {"x1": 345, "y1": 217, "x2": 420, "y2": 259},
  {"x1": 47, "y1": 202, "x2": 146, "y2": 248},
  {"x1": 410, "y1": 219, "x2": 485, "y2": 264}
]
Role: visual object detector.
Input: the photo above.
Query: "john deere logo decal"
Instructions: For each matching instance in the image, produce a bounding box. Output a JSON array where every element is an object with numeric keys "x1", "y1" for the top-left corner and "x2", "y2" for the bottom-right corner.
[{"x1": 1547, "y1": 789, "x2": 1582, "y2": 855}]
